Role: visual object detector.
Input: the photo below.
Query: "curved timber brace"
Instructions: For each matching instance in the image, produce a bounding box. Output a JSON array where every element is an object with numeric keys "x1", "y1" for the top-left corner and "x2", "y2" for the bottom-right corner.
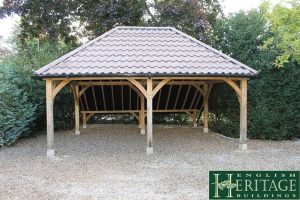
[
  {"x1": 46, "y1": 79, "x2": 71, "y2": 157},
  {"x1": 224, "y1": 79, "x2": 248, "y2": 150},
  {"x1": 128, "y1": 78, "x2": 171, "y2": 155}
]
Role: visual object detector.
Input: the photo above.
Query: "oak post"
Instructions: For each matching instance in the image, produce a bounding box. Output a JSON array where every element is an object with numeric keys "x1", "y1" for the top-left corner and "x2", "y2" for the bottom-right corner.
[
  {"x1": 192, "y1": 110, "x2": 197, "y2": 128},
  {"x1": 75, "y1": 85, "x2": 80, "y2": 135},
  {"x1": 146, "y1": 79, "x2": 153, "y2": 155},
  {"x1": 239, "y1": 79, "x2": 248, "y2": 150},
  {"x1": 46, "y1": 79, "x2": 55, "y2": 157},
  {"x1": 140, "y1": 96, "x2": 145, "y2": 134},
  {"x1": 203, "y1": 84, "x2": 209, "y2": 133}
]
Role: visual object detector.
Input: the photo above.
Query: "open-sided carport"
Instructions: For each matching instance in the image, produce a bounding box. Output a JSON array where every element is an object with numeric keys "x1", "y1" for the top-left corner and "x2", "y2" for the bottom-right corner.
[{"x1": 33, "y1": 26, "x2": 258, "y2": 157}]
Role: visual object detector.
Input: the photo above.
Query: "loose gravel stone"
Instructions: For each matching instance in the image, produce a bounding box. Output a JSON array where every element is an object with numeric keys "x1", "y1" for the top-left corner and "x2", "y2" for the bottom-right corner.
[{"x1": 0, "y1": 124, "x2": 299, "y2": 200}]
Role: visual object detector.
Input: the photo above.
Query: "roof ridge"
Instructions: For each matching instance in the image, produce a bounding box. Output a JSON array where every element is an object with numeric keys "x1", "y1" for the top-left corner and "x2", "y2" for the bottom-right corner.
[
  {"x1": 170, "y1": 27, "x2": 258, "y2": 74},
  {"x1": 114, "y1": 26, "x2": 173, "y2": 30},
  {"x1": 34, "y1": 26, "x2": 120, "y2": 75}
]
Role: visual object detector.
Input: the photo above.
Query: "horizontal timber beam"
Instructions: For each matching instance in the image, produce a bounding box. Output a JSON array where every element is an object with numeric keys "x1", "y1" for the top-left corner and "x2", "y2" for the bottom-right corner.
[
  {"x1": 44, "y1": 77, "x2": 249, "y2": 81},
  {"x1": 81, "y1": 109, "x2": 198, "y2": 114},
  {"x1": 76, "y1": 80, "x2": 222, "y2": 86}
]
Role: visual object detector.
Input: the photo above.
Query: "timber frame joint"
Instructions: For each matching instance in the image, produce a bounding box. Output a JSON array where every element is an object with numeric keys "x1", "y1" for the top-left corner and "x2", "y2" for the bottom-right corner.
[{"x1": 52, "y1": 80, "x2": 71, "y2": 100}]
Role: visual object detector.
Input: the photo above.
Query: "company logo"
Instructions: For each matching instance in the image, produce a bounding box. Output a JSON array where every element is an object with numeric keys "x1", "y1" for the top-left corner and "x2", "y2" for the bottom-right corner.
[{"x1": 209, "y1": 171, "x2": 299, "y2": 199}]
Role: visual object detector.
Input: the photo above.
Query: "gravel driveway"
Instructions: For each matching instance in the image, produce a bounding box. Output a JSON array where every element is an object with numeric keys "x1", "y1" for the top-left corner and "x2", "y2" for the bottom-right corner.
[{"x1": 0, "y1": 124, "x2": 299, "y2": 200}]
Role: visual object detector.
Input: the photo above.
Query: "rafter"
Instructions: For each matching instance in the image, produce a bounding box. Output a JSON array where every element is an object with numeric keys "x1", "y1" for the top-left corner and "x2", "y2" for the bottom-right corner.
[
  {"x1": 182, "y1": 85, "x2": 191, "y2": 109},
  {"x1": 121, "y1": 85, "x2": 124, "y2": 110},
  {"x1": 91, "y1": 86, "x2": 98, "y2": 110},
  {"x1": 165, "y1": 85, "x2": 172, "y2": 110},
  {"x1": 129, "y1": 87, "x2": 132, "y2": 110},
  {"x1": 189, "y1": 88, "x2": 198, "y2": 110},
  {"x1": 173, "y1": 85, "x2": 182, "y2": 109},
  {"x1": 194, "y1": 91, "x2": 202, "y2": 109},
  {"x1": 83, "y1": 91, "x2": 90, "y2": 111},
  {"x1": 111, "y1": 84, "x2": 115, "y2": 110},
  {"x1": 100, "y1": 86, "x2": 106, "y2": 111},
  {"x1": 192, "y1": 84, "x2": 204, "y2": 96},
  {"x1": 156, "y1": 89, "x2": 162, "y2": 110},
  {"x1": 137, "y1": 92, "x2": 139, "y2": 110}
]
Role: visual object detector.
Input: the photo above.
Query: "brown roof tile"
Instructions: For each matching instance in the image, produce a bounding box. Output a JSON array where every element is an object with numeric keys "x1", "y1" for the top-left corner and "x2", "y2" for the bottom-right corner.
[{"x1": 34, "y1": 26, "x2": 258, "y2": 78}]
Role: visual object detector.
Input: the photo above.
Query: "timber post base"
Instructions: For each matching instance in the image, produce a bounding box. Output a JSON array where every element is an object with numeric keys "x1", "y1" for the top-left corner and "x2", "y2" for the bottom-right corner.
[
  {"x1": 75, "y1": 130, "x2": 80, "y2": 135},
  {"x1": 239, "y1": 143, "x2": 247, "y2": 151},
  {"x1": 47, "y1": 149, "x2": 56, "y2": 157},
  {"x1": 82, "y1": 124, "x2": 87, "y2": 129},
  {"x1": 140, "y1": 128, "x2": 145, "y2": 135},
  {"x1": 146, "y1": 147, "x2": 153, "y2": 155},
  {"x1": 193, "y1": 123, "x2": 197, "y2": 128},
  {"x1": 203, "y1": 128, "x2": 209, "y2": 133}
]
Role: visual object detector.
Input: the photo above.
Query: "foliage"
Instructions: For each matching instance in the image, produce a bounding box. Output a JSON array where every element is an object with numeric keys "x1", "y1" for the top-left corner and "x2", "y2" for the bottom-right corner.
[
  {"x1": 0, "y1": 79, "x2": 35, "y2": 145},
  {"x1": 210, "y1": 9, "x2": 300, "y2": 139},
  {"x1": 148, "y1": 0, "x2": 222, "y2": 41},
  {"x1": 0, "y1": 0, "x2": 77, "y2": 44},
  {"x1": 0, "y1": 0, "x2": 146, "y2": 41},
  {"x1": 0, "y1": 0, "x2": 222, "y2": 42},
  {"x1": 261, "y1": 0, "x2": 300, "y2": 67},
  {"x1": 75, "y1": 0, "x2": 146, "y2": 37},
  {"x1": 153, "y1": 113, "x2": 190, "y2": 125},
  {"x1": 0, "y1": 1, "x2": 299, "y2": 146},
  {"x1": 0, "y1": 34, "x2": 76, "y2": 145}
]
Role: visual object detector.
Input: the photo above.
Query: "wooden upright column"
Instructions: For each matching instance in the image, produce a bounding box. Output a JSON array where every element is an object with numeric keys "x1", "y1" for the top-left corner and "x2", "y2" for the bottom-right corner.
[
  {"x1": 203, "y1": 84, "x2": 209, "y2": 133},
  {"x1": 46, "y1": 79, "x2": 55, "y2": 157},
  {"x1": 146, "y1": 79, "x2": 153, "y2": 155},
  {"x1": 192, "y1": 110, "x2": 197, "y2": 128},
  {"x1": 74, "y1": 85, "x2": 80, "y2": 135},
  {"x1": 140, "y1": 96, "x2": 145, "y2": 134},
  {"x1": 239, "y1": 79, "x2": 247, "y2": 150}
]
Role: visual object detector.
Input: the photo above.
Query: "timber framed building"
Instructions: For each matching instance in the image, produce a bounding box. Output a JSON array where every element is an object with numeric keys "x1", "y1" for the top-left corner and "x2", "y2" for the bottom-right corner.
[{"x1": 34, "y1": 26, "x2": 258, "y2": 156}]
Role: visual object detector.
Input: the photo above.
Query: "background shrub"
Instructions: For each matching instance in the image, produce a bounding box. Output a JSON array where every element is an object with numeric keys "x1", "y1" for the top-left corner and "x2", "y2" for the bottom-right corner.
[{"x1": 0, "y1": 80, "x2": 35, "y2": 145}]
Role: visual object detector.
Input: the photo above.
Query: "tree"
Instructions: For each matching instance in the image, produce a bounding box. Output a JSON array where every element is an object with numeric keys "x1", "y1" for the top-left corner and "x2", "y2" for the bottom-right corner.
[
  {"x1": 1, "y1": 0, "x2": 222, "y2": 42},
  {"x1": 210, "y1": 9, "x2": 300, "y2": 139},
  {"x1": 0, "y1": 36, "x2": 11, "y2": 60},
  {"x1": 262, "y1": 0, "x2": 300, "y2": 67},
  {"x1": 0, "y1": 0, "x2": 147, "y2": 41},
  {"x1": 147, "y1": 0, "x2": 222, "y2": 41},
  {"x1": 0, "y1": 80, "x2": 35, "y2": 146},
  {"x1": 75, "y1": 0, "x2": 146, "y2": 38},
  {"x1": 0, "y1": 0, "x2": 76, "y2": 43},
  {"x1": 0, "y1": 29, "x2": 76, "y2": 141}
]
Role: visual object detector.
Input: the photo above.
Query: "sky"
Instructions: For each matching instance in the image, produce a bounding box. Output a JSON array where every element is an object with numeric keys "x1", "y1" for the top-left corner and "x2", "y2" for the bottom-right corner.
[{"x1": 0, "y1": 0, "x2": 281, "y2": 41}]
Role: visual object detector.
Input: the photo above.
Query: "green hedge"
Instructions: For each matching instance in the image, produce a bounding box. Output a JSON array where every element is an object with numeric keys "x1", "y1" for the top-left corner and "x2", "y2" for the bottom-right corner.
[
  {"x1": 209, "y1": 10, "x2": 300, "y2": 140},
  {"x1": 0, "y1": 81, "x2": 35, "y2": 145}
]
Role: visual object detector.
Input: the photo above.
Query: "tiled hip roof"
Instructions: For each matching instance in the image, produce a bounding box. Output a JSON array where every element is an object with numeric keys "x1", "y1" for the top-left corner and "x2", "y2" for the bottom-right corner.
[{"x1": 34, "y1": 26, "x2": 258, "y2": 78}]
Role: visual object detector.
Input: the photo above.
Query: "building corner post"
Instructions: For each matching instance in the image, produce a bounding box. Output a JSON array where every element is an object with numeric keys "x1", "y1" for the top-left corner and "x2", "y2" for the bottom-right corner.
[
  {"x1": 146, "y1": 79, "x2": 153, "y2": 155},
  {"x1": 203, "y1": 84, "x2": 209, "y2": 133},
  {"x1": 46, "y1": 79, "x2": 55, "y2": 157},
  {"x1": 239, "y1": 79, "x2": 248, "y2": 150},
  {"x1": 140, "y1": 96, "x2": 145, "y2": 134},
  {"x1": 74, "y1": 84, "x2": 80, "y2": 135}
]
